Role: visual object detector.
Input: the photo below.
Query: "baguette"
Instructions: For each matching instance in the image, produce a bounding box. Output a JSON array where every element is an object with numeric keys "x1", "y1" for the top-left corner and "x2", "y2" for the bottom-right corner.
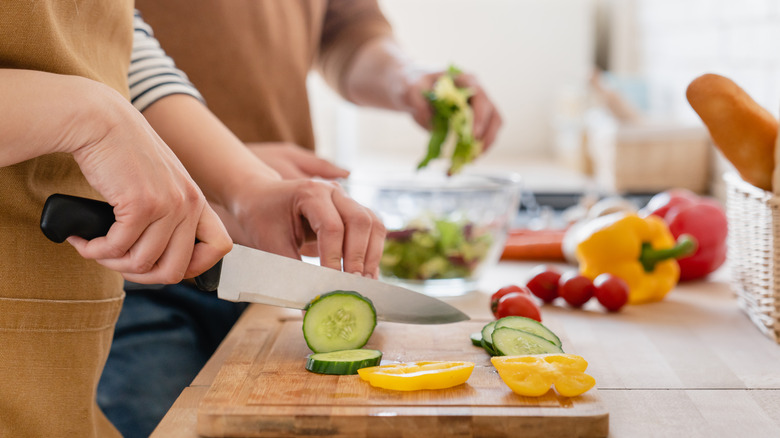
[{"x1": 686, "y1": 73, "x2": 778, "y2": 191}]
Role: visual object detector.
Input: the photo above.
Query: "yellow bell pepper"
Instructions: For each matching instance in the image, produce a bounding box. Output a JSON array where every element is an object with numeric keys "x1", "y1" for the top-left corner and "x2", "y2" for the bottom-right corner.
[
  {"x1": 574, "y1": 213, "x2": 696, "y2": 304},
  {"x1": 357, "y1": 361, "x2": 474, "y2": 391},
  {"x1": 491, "y1": 354, "x2": 596, "y2": 397}
]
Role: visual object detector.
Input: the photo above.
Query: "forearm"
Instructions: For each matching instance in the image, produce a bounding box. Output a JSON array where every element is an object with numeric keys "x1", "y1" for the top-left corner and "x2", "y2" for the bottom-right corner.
[
  {"x1": 140, "y1": 94, "x2": 281, "y2": 214},
  {"x1": 342, "y1": 36, "x2": 422, "y2": 112},
  {"x1": 0, "y1": 69, "x2": 123, "y2": 166}
]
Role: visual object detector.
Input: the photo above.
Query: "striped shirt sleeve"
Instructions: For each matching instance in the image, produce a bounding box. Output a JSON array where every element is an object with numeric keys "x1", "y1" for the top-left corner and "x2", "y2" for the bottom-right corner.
[{"x1": 129, "y1": 10, "x2": 204, "y2": 112}]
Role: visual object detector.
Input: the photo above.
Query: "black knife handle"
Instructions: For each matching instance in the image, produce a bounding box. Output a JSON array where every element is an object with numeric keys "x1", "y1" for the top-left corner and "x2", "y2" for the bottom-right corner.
[{"x1": 40, "y1": 193, "x2": 222, "y2": 292}]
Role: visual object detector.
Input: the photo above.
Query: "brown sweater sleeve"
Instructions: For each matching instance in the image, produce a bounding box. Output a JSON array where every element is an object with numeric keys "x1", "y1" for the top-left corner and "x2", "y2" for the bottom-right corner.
[{"x1": 318, "y1": 0, "x2": 393, "y2": 97}]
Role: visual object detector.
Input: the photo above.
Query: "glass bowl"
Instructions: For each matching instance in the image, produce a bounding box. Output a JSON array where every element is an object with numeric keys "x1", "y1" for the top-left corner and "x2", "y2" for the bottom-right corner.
[{"x1": 343, "y1": 171, "x2": 522, "y2": 297}]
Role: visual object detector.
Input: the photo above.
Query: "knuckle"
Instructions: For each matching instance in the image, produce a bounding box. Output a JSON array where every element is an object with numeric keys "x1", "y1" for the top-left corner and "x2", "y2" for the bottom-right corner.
[
  {"x1": 103, "y1": 242, "x2": 127, "y2": 259},
  {"x1": 320, "y1": 221, "x2": 344, "y2": 237},
  {"x1": 298, "y1": 180, "x2": 323, "y2": 197},
  {"x1": 373, "y1": 219, "x2": 387, "y2": 237},
  {"x1": 345, "y1": 258, "x2": 365, "y2": 273},
  {"x1": 129, "y1": 257, "x2": 155, "y2": 275},
  {"x1": 159, "y1": 269, "x2": 186, "y2": 285},
  {"x1": 348, "y1": 210, "x2": 373, "y2": 231},
  {"x1": 181, "y1": 185, "x2": 203, "y2": 208},
  {"x1": 219, "y1": 237, "x2": 234, "y2": 253},
  {"x1": 129, "y1": 198, "x2": 156, "y2": 219}
]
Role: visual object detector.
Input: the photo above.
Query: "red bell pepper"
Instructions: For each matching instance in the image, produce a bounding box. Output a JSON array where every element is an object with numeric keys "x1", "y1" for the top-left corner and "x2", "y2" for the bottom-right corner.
[{"x1": 641, "y1": 189, "x2": 728, "y2": 281}]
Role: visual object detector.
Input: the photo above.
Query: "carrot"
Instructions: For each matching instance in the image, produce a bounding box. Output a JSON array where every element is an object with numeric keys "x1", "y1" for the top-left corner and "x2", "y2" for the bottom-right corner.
[{"x1": 501, "y1": 229, "x2": 566, "y2": 261}]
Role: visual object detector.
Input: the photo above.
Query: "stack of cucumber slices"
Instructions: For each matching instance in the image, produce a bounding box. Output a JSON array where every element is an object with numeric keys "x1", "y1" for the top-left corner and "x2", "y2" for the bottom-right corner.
[
  {"x1": 302, "y1": 290, "x2": 383, "y2": 375},
  {"x1": 473, "y1": 316, "x2": 564, "y2": 356}
]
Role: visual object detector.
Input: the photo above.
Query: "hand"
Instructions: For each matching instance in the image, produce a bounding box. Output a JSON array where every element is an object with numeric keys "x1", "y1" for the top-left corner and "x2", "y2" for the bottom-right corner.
[
  {"x1": 402, "y1": 68, "x2": 503, "y2": 150},
  {"x1": 228, "y1": 178, "x2": 385, "y2": 278},
  {"x1": 247, "y1": 142, "x2": 350, "y2": 180},
  {"x1": 66, "y1": 84, "x2": 232, "y2": 284}
]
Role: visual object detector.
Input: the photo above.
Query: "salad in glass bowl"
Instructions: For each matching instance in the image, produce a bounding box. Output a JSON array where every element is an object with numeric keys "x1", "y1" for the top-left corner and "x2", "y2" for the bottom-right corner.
[{"x1": 342, "y1": 171, "x2": 522, "y2": 297}]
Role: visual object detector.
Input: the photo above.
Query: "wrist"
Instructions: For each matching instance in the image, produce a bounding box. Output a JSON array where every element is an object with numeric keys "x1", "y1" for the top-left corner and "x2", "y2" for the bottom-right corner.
[
  {"x1": 344, "y1": 38, "x2": 420, "y2": 111},
  {"x1": 392, "y1": 64, "x2": 433, "y2": 113},
  {"x1": 219, "y1": 160, "x2": 282, "y2": 218},
  {"x1": 68, "y1": 78, "x2": 135, "y2": 159}
]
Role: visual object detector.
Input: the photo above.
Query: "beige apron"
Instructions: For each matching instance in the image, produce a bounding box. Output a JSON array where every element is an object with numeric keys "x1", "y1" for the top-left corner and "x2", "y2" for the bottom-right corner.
[
  {"x1": 0, "y1": 2, "x2": 133, "y2": 436},
  {"x1": 137, "y1": 0, "x2": 392, "y2": 150}
]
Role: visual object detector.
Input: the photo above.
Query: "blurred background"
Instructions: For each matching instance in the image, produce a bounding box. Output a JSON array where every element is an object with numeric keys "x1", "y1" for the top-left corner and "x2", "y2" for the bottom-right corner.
[{"x1": 308, "y1": 0, "x2": 780, "y2": 198}]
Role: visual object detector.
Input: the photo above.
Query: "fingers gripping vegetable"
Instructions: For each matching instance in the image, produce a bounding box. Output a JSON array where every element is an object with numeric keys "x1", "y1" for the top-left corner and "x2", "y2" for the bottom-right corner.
[
  {"x1": 641, "y1": 189, "x2": 728, "y2": 281},
  {"x1": 358, "y1": 361, "x2": 475, "y2": 391},
  {"x1": 574, "y1": 213, "x2": 696, "y2": 304},
  {"x1": 491, "y1": 354, "x2": 596, "y2": 397},
  {"x1": 418, "y1": 66, "x2": 483, "y2": 176}
]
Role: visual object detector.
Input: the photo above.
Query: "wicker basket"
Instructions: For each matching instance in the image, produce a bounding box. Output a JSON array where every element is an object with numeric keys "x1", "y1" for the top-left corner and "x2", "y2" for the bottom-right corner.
[
  {"x1": 725, "y1": 172, "x2": 780, "y2": 341},
  {"x1": 586, "y1": 115, "x2": 711, "y2": 194}
]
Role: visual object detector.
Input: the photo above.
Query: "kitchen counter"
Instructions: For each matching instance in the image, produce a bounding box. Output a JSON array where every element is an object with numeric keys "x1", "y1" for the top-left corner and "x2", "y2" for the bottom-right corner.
[{"x1": 151, "y1": 261, "x2": 780, "y2": 437}]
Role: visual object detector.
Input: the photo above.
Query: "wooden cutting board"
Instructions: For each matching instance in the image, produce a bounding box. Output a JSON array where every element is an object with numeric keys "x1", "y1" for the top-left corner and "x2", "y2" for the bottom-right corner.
[{"x1": 197, "y1": 317, "x2": 608, "y2": 437}]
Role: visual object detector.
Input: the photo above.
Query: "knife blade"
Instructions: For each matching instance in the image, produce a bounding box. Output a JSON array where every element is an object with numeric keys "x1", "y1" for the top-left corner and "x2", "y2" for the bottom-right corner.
[
  {"x1": 39, "y1": 194, "x2": 470, "y2": 324},
  {"x1": 219, "y1": 243, "x2": 469, "y2": 324}
]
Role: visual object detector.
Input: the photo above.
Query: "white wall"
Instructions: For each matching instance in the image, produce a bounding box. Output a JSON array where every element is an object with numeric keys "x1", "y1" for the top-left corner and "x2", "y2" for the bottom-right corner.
[
  {"x1": 603, "y1": 0, "x2": 780, "y2": 196},
  {"x1": 310, "y1": 0, "x2": 596, "y2": 173},
  {"x1": 630, "y1": 0, "x2": 780, "y2": 121}
]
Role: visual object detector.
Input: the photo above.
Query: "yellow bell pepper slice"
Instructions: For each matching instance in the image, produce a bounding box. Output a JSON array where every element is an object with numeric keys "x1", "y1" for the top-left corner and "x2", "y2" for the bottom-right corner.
[
  {"x1": 357, "y1": 361, "x2": 474, "y2": 391},
  {"x1": 491, "y1": 354, "x2": 596, "y2": 397}
]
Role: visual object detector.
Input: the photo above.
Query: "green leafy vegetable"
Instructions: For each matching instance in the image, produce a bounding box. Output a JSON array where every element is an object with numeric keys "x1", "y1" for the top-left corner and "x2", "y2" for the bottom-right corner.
[{"x1": 417, "y1": 65, "x2": 483, "y2": 176}]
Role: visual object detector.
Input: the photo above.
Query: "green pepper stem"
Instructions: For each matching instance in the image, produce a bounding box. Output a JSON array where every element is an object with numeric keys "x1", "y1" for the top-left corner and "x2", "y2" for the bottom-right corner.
[{"x1": 639, "y1": 234, "x2": 698, "y2": 273}]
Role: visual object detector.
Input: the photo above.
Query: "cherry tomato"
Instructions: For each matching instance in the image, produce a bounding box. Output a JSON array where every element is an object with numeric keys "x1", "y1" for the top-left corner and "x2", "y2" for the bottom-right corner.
[
  {"x1": 525, "y1": 265, "x2": 562, "y2": 303},
  {"x1": 558, "y1": 271, "x2": 595, "y2": 308},
  {"x1": 496, "y1": 292, "x2": 542, "y2": 321},
  {"x1": 593, "y1": 273, "x2": 629, "y2": 312},
  {"x1": 490, "y1": 285, "x2": 532, "y2": 318}
]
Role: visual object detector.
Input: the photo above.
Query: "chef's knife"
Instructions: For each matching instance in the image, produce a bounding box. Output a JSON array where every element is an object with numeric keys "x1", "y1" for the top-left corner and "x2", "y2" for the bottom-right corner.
[{"x1": 40, "y1": 193, "x2": 470, "y2": 324}]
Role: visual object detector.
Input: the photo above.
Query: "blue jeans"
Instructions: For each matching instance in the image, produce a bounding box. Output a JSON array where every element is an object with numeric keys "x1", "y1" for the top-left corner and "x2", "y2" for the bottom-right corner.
[{"x1": 97, "y1": 282, "x2": 247, "y2": 438}]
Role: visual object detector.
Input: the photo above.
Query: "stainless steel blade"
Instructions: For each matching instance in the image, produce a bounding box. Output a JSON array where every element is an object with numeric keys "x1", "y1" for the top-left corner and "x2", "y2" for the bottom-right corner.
[{"x1": 217, "y1": 244, "x2": 469, "y2": 324}]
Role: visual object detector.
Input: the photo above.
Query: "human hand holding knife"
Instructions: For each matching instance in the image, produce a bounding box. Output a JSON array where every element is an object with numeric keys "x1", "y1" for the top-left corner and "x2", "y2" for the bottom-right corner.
[{"x1": 40, "y1": 194, "x2": 469, "y2": 324}]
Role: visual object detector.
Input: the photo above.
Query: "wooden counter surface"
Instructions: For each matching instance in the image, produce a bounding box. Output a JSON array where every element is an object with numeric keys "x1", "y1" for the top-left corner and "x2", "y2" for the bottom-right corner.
[{"x1": 151, "y1": 261, "x2": 780, "y2": 437}]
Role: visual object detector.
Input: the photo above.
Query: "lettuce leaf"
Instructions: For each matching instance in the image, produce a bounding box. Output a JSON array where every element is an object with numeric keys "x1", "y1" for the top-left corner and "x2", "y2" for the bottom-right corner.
[{"x1": 417, "y1": 66, "x2": 483, "y2": 176}]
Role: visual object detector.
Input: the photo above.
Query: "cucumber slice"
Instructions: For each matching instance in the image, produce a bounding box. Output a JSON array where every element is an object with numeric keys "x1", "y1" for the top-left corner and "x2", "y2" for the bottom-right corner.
[
  {"x1": 303, "y1": 290, "x2": 377, "y2": 353},
  {"x1": 305, "y1": 349, "x2": 383, "y2": 375},
  {"x1": 494, "y1": 316, "x2": 562, "y2": 347},
  {"x1": 470, "y1": 332, "x2": 483, "y2": 347},
  {"x1": 480, "y1": 321, "x2": 499, "y2": 355},
  {"x1": 492, "y1": 327, "x2": 565, "y2": 356}
]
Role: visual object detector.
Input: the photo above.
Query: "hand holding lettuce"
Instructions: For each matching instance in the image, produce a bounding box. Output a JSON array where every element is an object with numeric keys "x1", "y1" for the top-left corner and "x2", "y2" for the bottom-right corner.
[{"x1": 417, "y1": 66, "x2": 483, "y2": 176}]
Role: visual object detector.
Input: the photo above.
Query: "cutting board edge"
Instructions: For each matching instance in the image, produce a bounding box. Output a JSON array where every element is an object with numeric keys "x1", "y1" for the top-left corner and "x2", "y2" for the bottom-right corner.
[{"x1": 196, "y1": 408, "x2": 609, "y2": 438}]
